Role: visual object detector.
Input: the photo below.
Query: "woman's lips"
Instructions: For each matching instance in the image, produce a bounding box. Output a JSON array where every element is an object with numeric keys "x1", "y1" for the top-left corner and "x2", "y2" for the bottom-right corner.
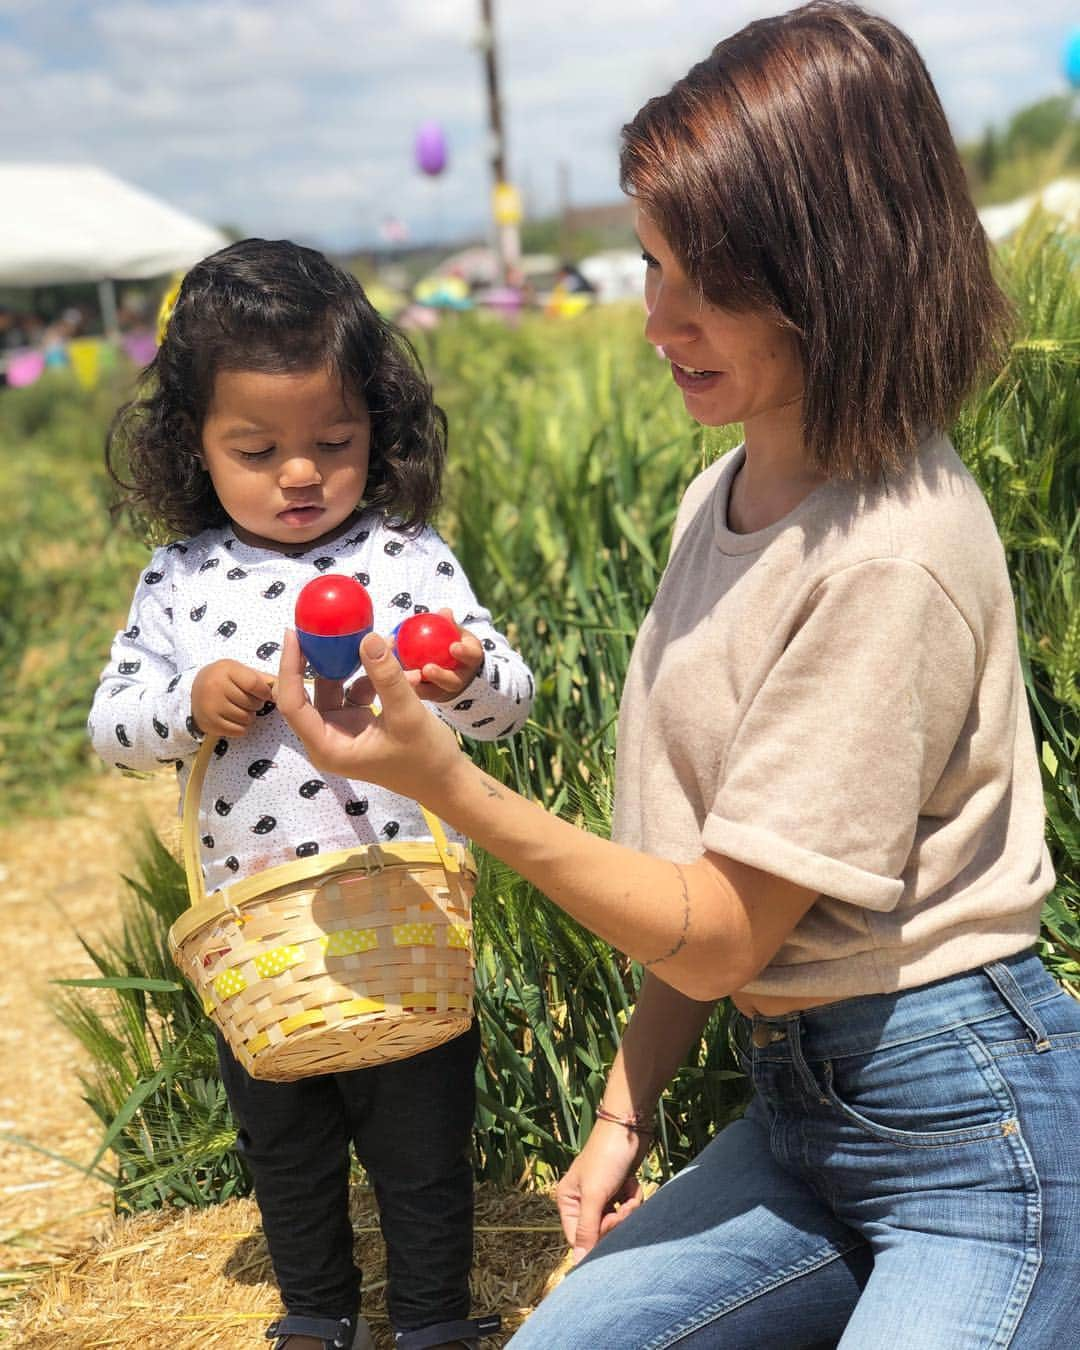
[
  {"x1": 277, "y1": 505, "x2": 324, "y2": 527},
  {"x1": 670, "y1": 361, "x2": 723, "y2": 393}
]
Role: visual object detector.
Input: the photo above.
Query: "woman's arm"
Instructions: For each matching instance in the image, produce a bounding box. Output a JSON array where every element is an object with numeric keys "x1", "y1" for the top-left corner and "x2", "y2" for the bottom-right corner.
[{"x1": 277, "y1": 630, "x2": 817, "y2": 1000}]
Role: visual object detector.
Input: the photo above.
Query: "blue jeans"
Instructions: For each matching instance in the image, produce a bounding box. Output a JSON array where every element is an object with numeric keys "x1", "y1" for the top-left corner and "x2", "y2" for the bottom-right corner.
[{"x1": 508, "y1": 952, "x2": 1080, "y2": 1348}]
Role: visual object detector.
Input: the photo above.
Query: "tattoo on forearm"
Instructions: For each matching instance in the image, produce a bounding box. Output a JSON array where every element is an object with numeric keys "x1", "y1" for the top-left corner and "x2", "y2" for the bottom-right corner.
[
  {"x1": 644, "y1": 863, "x2": 690, "y2": 969},
  {"x1": 482, "y1": 775, "x2": 505, "y2": 800}
]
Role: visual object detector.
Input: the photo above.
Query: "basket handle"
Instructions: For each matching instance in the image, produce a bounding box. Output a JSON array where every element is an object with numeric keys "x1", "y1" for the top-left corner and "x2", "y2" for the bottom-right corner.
[{"x1": 180, "y1": 732, "x2": 462, "y2": 910}]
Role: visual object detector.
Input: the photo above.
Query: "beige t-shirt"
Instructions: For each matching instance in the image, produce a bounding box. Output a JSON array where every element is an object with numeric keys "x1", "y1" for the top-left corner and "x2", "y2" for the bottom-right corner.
[{"x1": 612, "y1": 433, "x2": 1053, "y2": 999}]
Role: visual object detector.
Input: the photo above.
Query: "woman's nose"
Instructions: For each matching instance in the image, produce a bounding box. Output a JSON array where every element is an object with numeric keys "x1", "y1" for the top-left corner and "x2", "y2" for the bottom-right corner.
[
  {"x1": 643, "y1": 281, "x2": 699, "y2": 350},
  {"x1": 279, "y1": 454, "x2": 321, "y2": 488}
]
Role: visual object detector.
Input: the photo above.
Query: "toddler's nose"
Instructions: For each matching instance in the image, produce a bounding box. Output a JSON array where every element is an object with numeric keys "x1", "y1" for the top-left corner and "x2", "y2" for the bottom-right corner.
[{"x1": 279, "y1": 455, "x2": 321, "y2": 487}]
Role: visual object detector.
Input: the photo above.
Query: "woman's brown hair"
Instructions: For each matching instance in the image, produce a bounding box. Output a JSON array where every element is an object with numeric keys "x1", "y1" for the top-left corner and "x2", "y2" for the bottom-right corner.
[{"x1": 620, "y1": 1, "x2": 1013, "y2": 477}]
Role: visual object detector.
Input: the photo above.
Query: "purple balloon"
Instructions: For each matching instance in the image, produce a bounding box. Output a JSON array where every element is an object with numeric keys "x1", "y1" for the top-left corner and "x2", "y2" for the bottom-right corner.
[{"x1": 415, "y1": 121, "x2": 448, "y2": 177}]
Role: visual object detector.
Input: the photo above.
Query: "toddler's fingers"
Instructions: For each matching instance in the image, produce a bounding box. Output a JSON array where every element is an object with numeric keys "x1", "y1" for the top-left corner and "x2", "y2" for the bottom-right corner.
[{"x1": 314, "y1": 676, "x2": 345, "y2": 714}]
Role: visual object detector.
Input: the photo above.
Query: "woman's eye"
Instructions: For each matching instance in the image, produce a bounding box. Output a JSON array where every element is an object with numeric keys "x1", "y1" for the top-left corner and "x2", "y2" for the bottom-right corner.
[
  {"x1": 239, "y1": 447, "x2": 274, "y2": 460},
  {"x1": 641, "y1": 251, "x2": 658, "y2": 268},
  {"x1": 319, "y1": 439, "x2": 352, "y2": 450}
]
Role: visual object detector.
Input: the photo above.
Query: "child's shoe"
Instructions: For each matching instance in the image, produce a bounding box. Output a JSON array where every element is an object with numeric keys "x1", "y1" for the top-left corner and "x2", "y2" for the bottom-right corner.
[
  {"x1": 265, "y1": 1312, "x2": 375, "y2": 1350},
  {"x1": 394, "y1": 1315, "x2": 501, "y2": 1350}
]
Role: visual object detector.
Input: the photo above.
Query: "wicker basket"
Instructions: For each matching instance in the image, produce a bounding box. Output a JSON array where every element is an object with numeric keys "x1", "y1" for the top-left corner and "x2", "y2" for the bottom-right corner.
[{"x1": 168, "y1": 735, "x2": 476, "y2": 1081}]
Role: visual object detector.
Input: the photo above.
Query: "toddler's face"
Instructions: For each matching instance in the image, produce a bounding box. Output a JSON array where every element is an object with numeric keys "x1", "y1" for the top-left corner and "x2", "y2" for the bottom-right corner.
[{"x1": 200, "y1": 366, "x2": 370, "y2": 552}]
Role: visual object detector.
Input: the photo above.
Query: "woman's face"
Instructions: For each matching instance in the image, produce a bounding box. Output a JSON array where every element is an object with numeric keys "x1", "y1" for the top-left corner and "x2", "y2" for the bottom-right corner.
[{"x1": 637, "y1": 210, "x2": 804, "y2": 431}]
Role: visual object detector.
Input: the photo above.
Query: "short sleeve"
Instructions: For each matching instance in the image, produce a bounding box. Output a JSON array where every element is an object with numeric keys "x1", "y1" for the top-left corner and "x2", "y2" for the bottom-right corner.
[{"x1": 702, "y1": 559, "x2": 976, "y2": 911}]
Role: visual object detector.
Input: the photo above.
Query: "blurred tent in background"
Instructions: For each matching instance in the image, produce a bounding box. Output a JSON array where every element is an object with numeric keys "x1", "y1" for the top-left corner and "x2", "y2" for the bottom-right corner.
[
  {"x1": 978, "y1": 176, "x2": 1080, "y2": 241},
  {"x1": 0, "y1": 163, "x2": 228, "y2": 334}
]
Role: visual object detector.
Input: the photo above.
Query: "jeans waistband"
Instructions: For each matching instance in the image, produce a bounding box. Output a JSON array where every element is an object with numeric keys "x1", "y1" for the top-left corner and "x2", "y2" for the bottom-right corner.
[{"x1": 741, "y1": 950, "x2": 1057, "y2": 1062}]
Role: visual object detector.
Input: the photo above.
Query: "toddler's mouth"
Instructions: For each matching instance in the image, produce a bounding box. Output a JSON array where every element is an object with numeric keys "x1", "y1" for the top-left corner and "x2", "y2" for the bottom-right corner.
[{"x1": 278, "y1": 505, "x2": 324, "y2": 526}]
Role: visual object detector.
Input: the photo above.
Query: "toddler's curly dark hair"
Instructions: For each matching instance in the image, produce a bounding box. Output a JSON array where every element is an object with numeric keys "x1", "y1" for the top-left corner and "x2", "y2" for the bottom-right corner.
[{"x1": 107, "y1": 238, "x2": 447, "y2": 538}]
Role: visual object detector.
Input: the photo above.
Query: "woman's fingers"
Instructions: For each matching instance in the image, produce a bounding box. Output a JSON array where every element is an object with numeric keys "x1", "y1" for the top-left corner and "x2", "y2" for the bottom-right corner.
[
  {"x1": 275, "y1": 629, "x2": 324, "y2": 745},
  {"x1": 357, "y1": 632, "x2": 421, "y2": 722}
]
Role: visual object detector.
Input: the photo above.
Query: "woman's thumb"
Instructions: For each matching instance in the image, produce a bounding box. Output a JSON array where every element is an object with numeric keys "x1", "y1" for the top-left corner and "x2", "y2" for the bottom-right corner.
[
  {"x1": 359, "y1": 631, "x2": 408, "y2": 706},
  {"x1": 570, "y1": 1202, "x2": 602, "y2": 1265}
]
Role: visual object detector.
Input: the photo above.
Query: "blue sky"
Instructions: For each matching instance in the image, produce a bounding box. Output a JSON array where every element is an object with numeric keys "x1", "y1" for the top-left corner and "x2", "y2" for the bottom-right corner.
[{"x1": 0, "y1": 1, "x2": 1074, "y2": 251}]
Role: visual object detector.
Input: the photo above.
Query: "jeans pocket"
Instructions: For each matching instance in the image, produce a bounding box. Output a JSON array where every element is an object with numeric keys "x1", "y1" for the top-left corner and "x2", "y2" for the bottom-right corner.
[{"x1": 820, "y1": 1027, "x2": 1019, "y2": 1148}]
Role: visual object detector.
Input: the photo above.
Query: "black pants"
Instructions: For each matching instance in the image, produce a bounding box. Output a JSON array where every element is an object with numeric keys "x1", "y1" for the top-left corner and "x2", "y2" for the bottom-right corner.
[{"x1": 216, "y1": 1022, "x2": 481, "y2": 1332}]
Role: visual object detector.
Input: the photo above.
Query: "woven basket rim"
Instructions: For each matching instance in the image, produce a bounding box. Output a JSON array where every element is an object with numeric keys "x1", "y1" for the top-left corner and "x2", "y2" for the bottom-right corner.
[{"x1": 169, "y1": 839, "x2": 477, "y2": 952}]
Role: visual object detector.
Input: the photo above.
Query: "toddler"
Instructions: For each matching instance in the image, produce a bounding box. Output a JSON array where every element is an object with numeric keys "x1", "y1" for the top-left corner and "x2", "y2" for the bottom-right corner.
[{"x1": 89, "y1": 239, "x2": 534, "y2": 1350}]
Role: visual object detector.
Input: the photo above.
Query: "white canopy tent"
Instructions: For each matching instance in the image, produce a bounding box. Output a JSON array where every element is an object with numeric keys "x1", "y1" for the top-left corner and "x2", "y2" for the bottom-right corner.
[{"x1": 0, "y1": 163, "x2": 228, "y2": 332}]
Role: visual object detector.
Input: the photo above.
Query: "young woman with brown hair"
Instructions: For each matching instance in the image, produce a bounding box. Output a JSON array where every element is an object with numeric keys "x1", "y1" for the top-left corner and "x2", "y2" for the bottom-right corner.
[{"x1": 276, "y1": 5, "x2": 1080, "y2": 1344}]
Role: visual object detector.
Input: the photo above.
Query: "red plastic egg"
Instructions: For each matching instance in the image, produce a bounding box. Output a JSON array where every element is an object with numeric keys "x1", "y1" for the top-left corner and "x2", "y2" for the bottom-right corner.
[
  {"x1": 394, "y1": 612, "x2": 462, "y2": 672},
  {"x1": 294, "y1": 575, "x2": 373, "y2": 636}
]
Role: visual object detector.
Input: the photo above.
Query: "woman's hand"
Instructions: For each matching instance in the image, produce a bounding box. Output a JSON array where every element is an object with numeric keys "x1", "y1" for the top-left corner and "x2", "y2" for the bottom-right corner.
[
  {"x1": 191, "y1": 659, "x2": 275, "y2": 737},
  {"x1": 275, "y1": 628, "x2": 465, "y2": 797},
  {"x1": 556, "y1": 1120, "x2": 650, "y2": 1264}
]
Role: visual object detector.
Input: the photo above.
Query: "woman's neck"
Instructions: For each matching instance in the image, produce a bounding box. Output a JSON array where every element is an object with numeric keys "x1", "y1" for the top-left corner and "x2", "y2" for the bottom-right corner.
[{"x1": 727, "y1": 403, "x2": 825, "y2": 534}]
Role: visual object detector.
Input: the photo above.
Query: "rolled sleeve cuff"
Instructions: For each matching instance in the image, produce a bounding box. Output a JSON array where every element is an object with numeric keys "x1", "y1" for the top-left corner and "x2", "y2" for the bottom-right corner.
[{"x1": 702, "y1": 814, "x2": 904, "y2": 912}]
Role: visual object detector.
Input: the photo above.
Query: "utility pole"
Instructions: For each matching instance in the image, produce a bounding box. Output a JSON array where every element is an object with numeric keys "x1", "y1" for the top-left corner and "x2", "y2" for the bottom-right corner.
[{"x1": 478, "y1": 0, "x2": 521, "y2": 283}]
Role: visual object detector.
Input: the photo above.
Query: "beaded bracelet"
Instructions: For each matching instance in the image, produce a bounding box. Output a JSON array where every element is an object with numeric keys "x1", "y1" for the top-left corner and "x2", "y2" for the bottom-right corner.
[{"x1": 595, "y1": 1104, "x2": 656, "y2": 1137}]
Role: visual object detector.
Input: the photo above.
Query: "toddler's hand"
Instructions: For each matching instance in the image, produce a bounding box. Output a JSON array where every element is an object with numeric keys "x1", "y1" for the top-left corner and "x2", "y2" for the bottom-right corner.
[
  {"x1": 412, "y1": 609, "x2": 485, "y2": 704},
  {"x1": 191, "y1": 660, "x2": 276, "y2": 738}
]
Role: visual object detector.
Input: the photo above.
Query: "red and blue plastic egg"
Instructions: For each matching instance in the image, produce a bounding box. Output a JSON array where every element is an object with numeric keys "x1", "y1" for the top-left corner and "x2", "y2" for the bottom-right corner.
[{"x1": 294, "y1": 575, "x2": 373, "y2": 680}]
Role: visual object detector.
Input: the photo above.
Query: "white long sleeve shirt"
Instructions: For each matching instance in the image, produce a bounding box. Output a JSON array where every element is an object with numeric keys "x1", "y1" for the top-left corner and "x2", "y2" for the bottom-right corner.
[{"x1": 89, "y1": 510, "x2": 534, "y2": 894}]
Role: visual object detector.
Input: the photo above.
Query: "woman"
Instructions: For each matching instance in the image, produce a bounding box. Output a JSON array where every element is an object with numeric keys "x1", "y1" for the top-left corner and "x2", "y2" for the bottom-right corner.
[{"x1": 276, "y1": 4, "x2": 1080, "y2": 1345}]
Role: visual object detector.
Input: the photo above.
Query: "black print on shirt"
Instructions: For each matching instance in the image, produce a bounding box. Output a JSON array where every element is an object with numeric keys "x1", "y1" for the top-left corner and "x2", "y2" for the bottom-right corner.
[
  {"x1": 123, "y1": 624, "x2": 140, "y2": 639},
  {"x1": 144, "y1": 570, "x2": 163, "y2": 585},
  {"x1": 252, "y1": 815, "x2": 277, "y2": 834},
  {"x1": 115, "y1": 724, "x2": 131, "y2": 747},
  {"x1": 201, "y1": 833, "x2": 214, "y2": 847},
  {"x1": 299, "y1": 780, "x2": 327, "y2": 798},
  {"x1": 214, "y1": 798, "x2": 232, "y2": 816},
  {"x1": 248, "y1": 759, "x2": 275, "y2": 778},
  {"x1": 353, "y1": 572, "x2": 370, "y2": 586},
  {"x1": 314, "y1": 557, "x2": 335, "y2": 571},
  {"x1": 153, "y1": 717, "x2": 169, "y2": 739},
  {"x1": 256, "y1": 641, "x2": 280, "y2": 660},
  {"x1": 191, "y1": 604, "x2": 207, "y2": 622},
  {"x1": 437, "y1": 561, "x2": 454, "y2": 577},
  {"x1": 384, "y1": 540, "x2": 404, "y2": 557},
  {"x1": 216, "y1": 620, "x2": 237, "y2": 639},
  {"x1": 224, "y1": 856, "x2": 240, "y2": 871},
  {"x1": 227, "y1": 567, "x2": 248, "y2": 580},
  {"x1": 390, "y1": 591, "x2": 411, "y2": 609},
  {"x1": 263, "y1": 581, "x2": 285, "y2": 599},
  {"x1": 296, "y1": 841, "x2": 319, "y2": 857},
  {"x1": 118, "y1": 660, "x2": 141, "y2": 675},
  {"x1": 345, "y1": 798, "x2": 368, "y2": 815},
  {"x1": 382, "y1": 821, "x2": 400, "y2": 839},
  {"x1": 213, "y1": 738, "x2": 229, "y2": 758},
  {"x1": 199, "y1": 558, "x2": 219, "y2": 573}
]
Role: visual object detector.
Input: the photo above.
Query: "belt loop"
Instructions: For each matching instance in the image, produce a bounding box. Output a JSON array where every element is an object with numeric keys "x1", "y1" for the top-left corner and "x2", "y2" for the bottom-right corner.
[
  {"x1": 983, "y1": 961, "x2": 1051, "y2": 1051},
  {"x1": 788, "y1": 1016, "x2": 831, "y2": 1104}
]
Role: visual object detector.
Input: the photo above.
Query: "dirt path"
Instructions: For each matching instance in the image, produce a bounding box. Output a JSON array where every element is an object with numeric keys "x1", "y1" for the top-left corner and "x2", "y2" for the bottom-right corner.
[{"x1": 0, "y1": 769, "x2": 179, "y2": 1334}]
